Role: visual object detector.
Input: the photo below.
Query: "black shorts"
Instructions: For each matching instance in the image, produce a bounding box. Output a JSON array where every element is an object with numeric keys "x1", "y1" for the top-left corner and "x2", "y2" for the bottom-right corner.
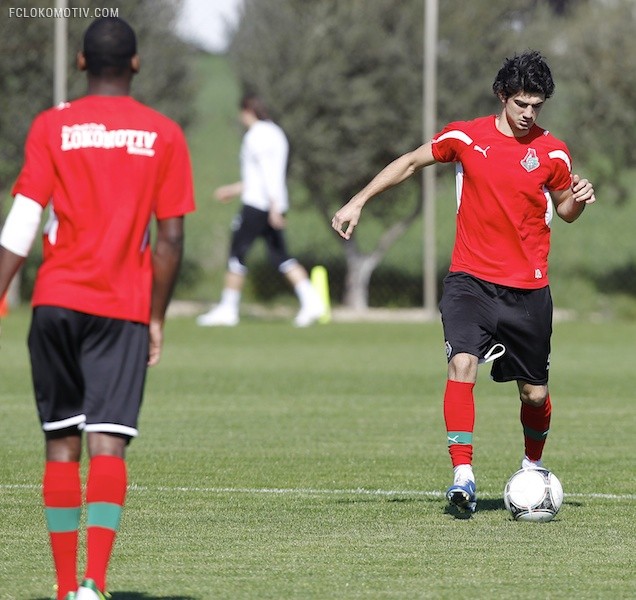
[
  {"x1": 439, "y1": 272, "x2": 553, "y2": 385},
  {"x1": 230, "y1": 205, "x2": 292, "y2": 270},
  {"x1": 28, "y1": 306, "x2": 149, "y2": 438}
]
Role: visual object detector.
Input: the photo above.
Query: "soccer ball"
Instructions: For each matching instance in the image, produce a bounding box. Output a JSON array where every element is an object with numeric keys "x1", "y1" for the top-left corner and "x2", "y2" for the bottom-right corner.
[{"x1": 503, "y1": 467, "x2": 563, "y2": 522}]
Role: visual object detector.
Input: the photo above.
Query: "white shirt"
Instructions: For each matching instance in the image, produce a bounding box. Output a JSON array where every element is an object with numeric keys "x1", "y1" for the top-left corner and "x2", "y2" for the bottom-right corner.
[{"x1": 240, "y1": 120, "x2": 289, "y2": 212}]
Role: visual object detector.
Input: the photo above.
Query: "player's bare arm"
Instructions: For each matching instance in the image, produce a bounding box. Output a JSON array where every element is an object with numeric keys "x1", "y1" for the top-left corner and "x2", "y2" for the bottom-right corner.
[
  {"x1": 0, "y1": 247, "x2": 26, "y2": 343},
  {"x1": 550, "y1": 173, "x2": 596, "y2": 223},
  {"x1": 0, "y1": 248, "x2": 26, "y2": 303},
  {"x1": 0, "y1": 194, "x2": 42, "y2": 293},
  {"x1": 149, "y1": 216, "x2": 185, "y2": 366},
  {"x1": 214, "y1": 182, "x2": 243, "y2": 203},
  {"x1": 332, "y1": 142, "x2": 436, "y2": 239}
]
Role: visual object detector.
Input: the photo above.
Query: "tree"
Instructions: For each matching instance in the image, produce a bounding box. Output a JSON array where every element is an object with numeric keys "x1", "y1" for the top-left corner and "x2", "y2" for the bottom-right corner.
[
  {"x1": 539, "y1": 0, "x2": 636, "y2": 206},
  {"x1": 0, "y1": 0, "x2": 51, "y2": 196},
  {"x1": 230, "y1": 0, "x2": 424, "y2": 309}
]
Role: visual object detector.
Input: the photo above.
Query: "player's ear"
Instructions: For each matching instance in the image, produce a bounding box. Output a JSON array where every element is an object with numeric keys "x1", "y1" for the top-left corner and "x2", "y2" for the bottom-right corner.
[
  {"x1": 77, "y1": 51, "x2": 87, "y2": 72},
  {"x1": 130, "y1": 54, "x2": 140, "y2": 74}
]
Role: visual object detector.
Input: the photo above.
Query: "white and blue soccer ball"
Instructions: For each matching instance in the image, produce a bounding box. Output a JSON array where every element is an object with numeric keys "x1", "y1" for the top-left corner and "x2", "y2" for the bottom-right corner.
[{"x1": 503, "y1": 467, "x2": 563, "y2": 522}]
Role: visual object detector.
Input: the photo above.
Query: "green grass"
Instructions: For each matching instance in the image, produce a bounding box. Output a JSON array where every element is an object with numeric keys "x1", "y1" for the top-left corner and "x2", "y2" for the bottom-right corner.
[{"x1": 1, "y1": 308, "x2": 635, "y2": 598}]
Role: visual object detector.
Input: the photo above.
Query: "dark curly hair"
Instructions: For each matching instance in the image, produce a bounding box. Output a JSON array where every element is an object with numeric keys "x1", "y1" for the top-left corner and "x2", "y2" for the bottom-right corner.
[{"x1": 492, "y1": 50, "x2": 555, "y2": 100}]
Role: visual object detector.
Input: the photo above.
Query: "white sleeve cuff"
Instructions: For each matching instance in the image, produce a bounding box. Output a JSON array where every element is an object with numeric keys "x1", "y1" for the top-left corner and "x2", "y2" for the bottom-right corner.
[{"x1": 0, "y1": 193, "x2": 44, "y2": 257}]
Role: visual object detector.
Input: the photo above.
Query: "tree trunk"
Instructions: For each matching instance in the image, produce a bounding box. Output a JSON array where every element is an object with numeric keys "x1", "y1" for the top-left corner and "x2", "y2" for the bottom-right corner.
[
  {"x1": 342, "y1": 242, "x2": 382, "y2": 310},
  {"x1": 340, "y1": 201, "x2": 422, "y2": 310}
]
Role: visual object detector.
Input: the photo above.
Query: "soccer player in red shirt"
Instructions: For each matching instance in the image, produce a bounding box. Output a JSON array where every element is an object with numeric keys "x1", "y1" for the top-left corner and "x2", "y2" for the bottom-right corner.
[
  {"x1": 331, "y1": 50, "x2": 596, "y2": 515},
  {"x1": 0, "y1": 17, "x2": 195, "y2": 599}
]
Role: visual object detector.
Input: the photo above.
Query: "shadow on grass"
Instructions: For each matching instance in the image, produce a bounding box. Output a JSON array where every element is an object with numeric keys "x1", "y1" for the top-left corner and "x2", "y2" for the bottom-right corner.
[
  {"x1": 110, "y1": 594, "x2": 198, "y2": 600},
  {"x1": 333, "y1": 496, "x2": 440, "y2": 505},
  {"x1": 332, "y1": 496, "x2": 510, "y2": 513},
  {"x1": 444, "y1": 497, "x2": 507, "y2": 519}
]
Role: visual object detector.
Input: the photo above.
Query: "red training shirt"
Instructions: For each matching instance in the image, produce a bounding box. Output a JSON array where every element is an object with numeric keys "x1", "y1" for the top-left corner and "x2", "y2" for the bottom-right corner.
[
  {"x1": 431, "y1": 115, "x2": 572, "y2": 289},
  {"x1": 12, "y1": 95, "x2": 195, "y2": 324}
]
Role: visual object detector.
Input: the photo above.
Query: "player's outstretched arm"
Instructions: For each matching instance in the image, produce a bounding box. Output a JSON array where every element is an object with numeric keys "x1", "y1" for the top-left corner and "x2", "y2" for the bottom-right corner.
[
  {"x1": 331, "y1": 142, "x2": 436, "y2": 240},
  {"x1": 214, "y1": 182, "x2": 243, "y2": 203},
  {"x1": 551, "y1": 173, "x2": 596, "y2": 223},
  {"x1": 149, "y1": 216, "x2": 185, "y2": 366}
]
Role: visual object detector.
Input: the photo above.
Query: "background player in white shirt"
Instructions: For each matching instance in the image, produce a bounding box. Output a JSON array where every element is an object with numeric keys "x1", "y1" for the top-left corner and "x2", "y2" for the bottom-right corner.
[{"x1": 198, "y1": 95, "x2": 324, "y2": 327}]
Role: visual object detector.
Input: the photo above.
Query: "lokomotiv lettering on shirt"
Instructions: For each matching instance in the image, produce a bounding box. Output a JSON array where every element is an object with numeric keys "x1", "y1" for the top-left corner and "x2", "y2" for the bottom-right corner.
[{"x1": 61, "y1": 123, "x2": 158, "y2": 156}]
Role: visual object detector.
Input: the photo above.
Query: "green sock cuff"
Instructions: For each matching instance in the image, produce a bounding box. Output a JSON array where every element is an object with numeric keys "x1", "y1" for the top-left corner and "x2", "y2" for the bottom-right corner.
[
  {"x1": 447, "y1": 431, "x2": 473, "y2": 446},
  {"x1": 87, "y1": 502, "x2": 123, "y2": 531},
  {"x1": 45, "y1": 506, "x2": 81, "y2": 533}
]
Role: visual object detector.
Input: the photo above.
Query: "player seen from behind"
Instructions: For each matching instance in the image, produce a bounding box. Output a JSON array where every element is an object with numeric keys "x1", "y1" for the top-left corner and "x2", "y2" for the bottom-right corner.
[{"x1": 0, "y1": 16, "x2": 195, "y2": 598}]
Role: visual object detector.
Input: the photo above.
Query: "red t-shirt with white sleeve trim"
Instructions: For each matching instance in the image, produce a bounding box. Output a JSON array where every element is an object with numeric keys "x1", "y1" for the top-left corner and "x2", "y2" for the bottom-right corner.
[
  {"x1": 12, "y1": 95, "x2": 195, "y2": 324},
  {"x1": 431, "y1": 115, "x2": 572, "y2": 289}
]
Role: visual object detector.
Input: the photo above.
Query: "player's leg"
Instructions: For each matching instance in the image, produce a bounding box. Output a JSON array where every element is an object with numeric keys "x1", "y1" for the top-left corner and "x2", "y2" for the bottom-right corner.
[
  {"x1": 43, "y1": 434, "x2": 83, "y2": 600},
  {"x1": 78, "y1": 434, "x2": 127, "y2": 600},
  {"x1": 263, "y1": 226, "x2": 324, "y2": 326},
  {"x1": 445, "y1": 353, "x2": 479, "y2": 466},
  {"x1": 444, "y1": 354, "x2": 479, "y2": 512},
  {"x1": 490, "y1": 285, "x2": 553, "y2": 469},
  {"x1": 518, "y1": 381, "x2": 551, "y2": 468},
  {"x1": 197, "y1": 207, "x2": 263, "y2": 326},
  {"x1": 439, "y1": 273, "x2": 498, "y2": 512},
  {"x1": 77, "y1": 316, "x2": 148, "y2": 598},
  {"x1": 282, "y1": 260, "x2": 325, "y2": 327},
  {"x1": 197, "y1": 268, "x2": 245, "y2": 326},
  {"x1": 29, "y1": 307, "x2": 86, "y2": 600}
]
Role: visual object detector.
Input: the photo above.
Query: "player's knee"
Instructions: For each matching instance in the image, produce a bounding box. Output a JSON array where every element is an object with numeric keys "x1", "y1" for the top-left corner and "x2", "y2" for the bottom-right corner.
[
  {"x1": 228, "y1": 256, "x2": 248, "y2": 275},
  {"x1": 278, "y1": 258, "x2": 297, "y2": 274},
  {"x1": 448, "y1": 353, "x2": 478, "y2": 382},
  {"x1": 519, "y1": 386, "x2": 548, "y2": 407}
]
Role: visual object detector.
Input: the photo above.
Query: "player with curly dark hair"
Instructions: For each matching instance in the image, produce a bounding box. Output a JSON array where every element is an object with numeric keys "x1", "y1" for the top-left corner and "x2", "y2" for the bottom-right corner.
[{"x1": 332, "y1": 50, "x2": 596, "y2": 515}]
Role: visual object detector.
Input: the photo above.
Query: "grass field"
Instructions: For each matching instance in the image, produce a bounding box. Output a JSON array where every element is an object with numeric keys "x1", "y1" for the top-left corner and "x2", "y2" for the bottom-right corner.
[{"x1": 1, "y1": 308, "x2": 635, "y2": 599}]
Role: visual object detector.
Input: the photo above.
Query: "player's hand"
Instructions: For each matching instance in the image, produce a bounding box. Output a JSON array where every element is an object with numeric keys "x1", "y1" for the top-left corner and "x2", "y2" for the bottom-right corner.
[
  {"x1": 148, "y1": 319, "x2": 163, "y2": 366},
  {"x1": 332, "y1": 200, "x2": 363, "y2": 240},
  {"x1": 571, "y1": 174, "x2": 596, "y2": 205},
  {"x1": 268, "y1": 209, "x2": 286, "y2": 230}
]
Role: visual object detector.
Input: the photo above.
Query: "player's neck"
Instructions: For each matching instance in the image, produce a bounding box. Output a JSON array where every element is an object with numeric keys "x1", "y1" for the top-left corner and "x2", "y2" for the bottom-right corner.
[
  {"x1": 495, "y1": 111, "x2": 534, "y2": 139},
  {"x1": 86, "y1": 76, "x2": 132, "y2": 97}
]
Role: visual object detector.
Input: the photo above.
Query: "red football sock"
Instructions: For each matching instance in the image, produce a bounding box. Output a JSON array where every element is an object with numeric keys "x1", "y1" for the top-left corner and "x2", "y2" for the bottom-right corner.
[
  {"x1": 43, "y1": 461, "x2": 81, "y2": 600},
  {"x1": 84, "y1": 455, "x2": 127, "y2": 592},
  {"x1": 443, "y1": 380, "x2": 475, "y2": 468},
  {"x1": 521, "y1": 394, "x2": 552, "y2": 462}
]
